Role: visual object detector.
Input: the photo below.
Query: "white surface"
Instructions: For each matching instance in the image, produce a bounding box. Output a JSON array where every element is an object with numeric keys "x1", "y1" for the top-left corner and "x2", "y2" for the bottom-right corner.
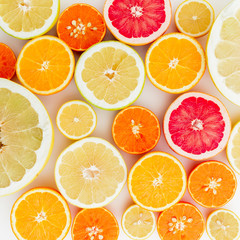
[{"x1": 1, "y1": 0, "x2": 240, "y2": 239}]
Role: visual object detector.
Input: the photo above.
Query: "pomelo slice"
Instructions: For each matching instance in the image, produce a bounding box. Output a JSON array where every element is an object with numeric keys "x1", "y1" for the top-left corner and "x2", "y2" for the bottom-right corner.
[
  {"x1": 163, "y1": 92, "x2": 231, "y2": 160},
  {"x1": 0, "y1": 0, "x2": 59, "y2": 39},
  {"x1": 103, "y1": 0, "x2": 172, "y2": 46},
  {"x1": 0, "y1": 78, "x2": 53, "y2": 196}
]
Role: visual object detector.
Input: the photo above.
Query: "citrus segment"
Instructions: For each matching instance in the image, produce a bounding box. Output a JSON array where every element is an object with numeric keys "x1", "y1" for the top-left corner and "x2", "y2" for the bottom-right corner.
[
  {"x1": 72, "y1": 208, "x2": 119, "y2": 240},
  {"x1": 157, "y1": 203, "x2": 205, "y2": 240},
  {"x1": 57, "y1": 3, "x2": 106, "y2": 51},
  {"x1": 112, "y1": 106, "x2": 160, "y2": 154},
  {"x1": 188, "y1": 161, "x2": 237, "y2": 208},
  {"x1": 75, "y1": 41, "x2": 145, "y2": 110},
  {"x1": 145, "y1": 33, "x2": 206, "y2": 93},
  {"x1": 0, "y1": 78, "x2": 53, "y2": 196},
  {"x1": 128, "y1": 152, "x2": 187, "y2": 212},
  {"x1": 11, "y1": 188, "x2": 71, "y2": 240},
  {"x1": 122, "y1": 204, "x2": 156, "y2": 240},
  {"x1": 55, "y1": 137, "x2": 127, "y2": 208},
  {"x1": 163, "y1": 92, "x2": 231, "y2": 160},
  {"x1": 16, "y1": 36, "x2": 75, "y2": 95}
]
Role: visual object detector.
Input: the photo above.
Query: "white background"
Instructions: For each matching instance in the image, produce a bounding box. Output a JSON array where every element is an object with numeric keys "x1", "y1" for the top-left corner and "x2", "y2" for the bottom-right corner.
[{"x1": 0, "y1": 0, "x2": 239, "y2": 239}]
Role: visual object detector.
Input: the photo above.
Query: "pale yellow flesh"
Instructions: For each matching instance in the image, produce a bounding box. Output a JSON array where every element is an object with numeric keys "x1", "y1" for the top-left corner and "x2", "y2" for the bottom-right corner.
[{"x1": 230, "y1": 127, "x2": 240, "y2": 170}]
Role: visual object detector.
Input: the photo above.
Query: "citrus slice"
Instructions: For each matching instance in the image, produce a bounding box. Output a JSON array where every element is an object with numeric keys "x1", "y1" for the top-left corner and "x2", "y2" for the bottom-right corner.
[
  {"x1": 0, "y1": 43, "x2": 16, "y2": 79},
  {"x1": 145, "y1": 33, "x2": 206, "y2": 93},
  {"x1": 207, "y1": 0, "x2": 240, "y2": 106},
  {"x1": 57, "y1": 3, "x2": 106, "y2": 51},
  {"x1": 72, "y1": 208, "x2": 119, "y2": 240},
  {"x1": 0, "y1": 78, "x2": 53, "y2": 196},
  {"x1": 56, "y1": 100, "x2": 97, "y2": 140},
  {"x1": 157, "y1": 203, "x2": 205, "y2": 240},
  {"x1": 122, "y1": 204, "x2": 156, "y2": 240},
  {"x1": 188, "y1": 161, "x2": 237, "y2": 208},
  {"x1": 0, "y1": 0, "x2": 59, "y2": 39},
  {"x1": 112, "y1": 106, "x2": 160, "y2": 154},
  {"x1": 128, "y1": 151, "x2": 187, "y2": 212},
  {"x1": 16, "y1": 35, "x2": 75, "y2": 95},
  {"x1": 103, "y1": 0, "x2": 172, "y2": 46},
  {"x1": 55, "y1": 137, "x2": 127, "y2": 208},
  {"x1": 75, "y1": 41, "x2": 145, "y2": 110},
  {"x1": 175, "y1": 0, "x2": 214, "y2": 38},
  {"x1": 163, "y1": 92, "x2": 231, "y2": 160},
  {"x1": 11, "y1": 188, "x2": 71, "y2": 240},
  {"x1": 207, "y1": 209, "x2": 240, "y2": 240}
]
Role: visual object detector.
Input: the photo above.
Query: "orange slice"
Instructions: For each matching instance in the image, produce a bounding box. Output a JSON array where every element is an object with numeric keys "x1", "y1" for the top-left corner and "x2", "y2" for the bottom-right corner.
[
  {"x1": 145, "y1": 33, "x2": 206, "y2": 93},
  {"x1": 10, "y1": 187, "x2": 71, "y2": 240},
  {"x1": 57, "y1": 3, "x2": 106, "y2": 51},
  {"x1": 112, "y1": 106, "x2": 160, "y2": 154},
  {"x1": 157, "y1": 203, "x2": 205, "y2": 240},
  {"x1": 128, "y1": 151, "x2": 187, "y2": 212},
  {"x1": 72, "y1": 208, "x2": 119, "y2": 240},
  {"x1": 188, "y1": 161, "x2": 237, "y2": 208},
  {"x1": 16, "y1": 35, "x2": 75, "y2": 95}
]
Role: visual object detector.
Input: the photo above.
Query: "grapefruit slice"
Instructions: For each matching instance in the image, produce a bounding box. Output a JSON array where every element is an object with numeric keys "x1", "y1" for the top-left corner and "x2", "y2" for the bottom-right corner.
[
  {"x1": 163, "y1": 92, "x2": 231, "y2": 161},
  {"x1": 103, "y1": 0, "x2": 172, "y2": 46}
]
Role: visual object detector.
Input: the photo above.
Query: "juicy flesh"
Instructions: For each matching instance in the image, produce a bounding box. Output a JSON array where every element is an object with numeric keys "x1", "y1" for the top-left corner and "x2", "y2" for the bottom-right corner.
[
  {"x1": 231, "y1": 127, "x2": 240, "y2": 171},
  {"x1": 0, "y1": 88, "x2": 42, "y2": 188},
  {"x1": 81, "y1": 47, "x2": 139, "y2": 104},
  {"x1": 169, "y1": 96, "x2": 225, "y2": 155},
  {"x1": 108, "y1": 0, "x2": 166, "y2": 38},
  {"x1": 0, "y1": 0, "x2": 53, "y2": 32}
]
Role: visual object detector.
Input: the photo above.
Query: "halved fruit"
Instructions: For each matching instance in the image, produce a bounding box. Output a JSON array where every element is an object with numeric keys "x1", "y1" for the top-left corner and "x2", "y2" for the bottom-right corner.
[
  {"x1": 72, "y1": 208, "x2": 119, "y2": 240},
  {"x1": 75, "y1": 41, "x2": 145, "y2": 110},
  {"x1": 11, "y1": 188, "x2": 71, "y2": 240},
  {"x1": 128, "y1": 151, "x2": 187, "y2": 212},
  {"x1": 188, "y1": 161, "x2": 237, "y2": 208},
  {"x1": 0, "y1": 78, "x2": 53, "y2": 196},
  {"x1": 103, "y1": 0, "x2": 172, "y2": 46},
  {"x1": 157, "y1": 203, "x2": 205, "y2": 240},
  {"x1": 163, "y1": 92, "x2": 231, "y2": 160},
  {"x1": 55, "y1": 137, "x2": 127, "y2": 208}
]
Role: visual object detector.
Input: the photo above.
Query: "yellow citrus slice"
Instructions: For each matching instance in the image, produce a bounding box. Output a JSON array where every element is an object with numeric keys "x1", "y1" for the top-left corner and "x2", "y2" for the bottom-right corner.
[
  {"x1": 0, "y1": 78, "x2": 53, "y2": 196},
  {"x1": 11, "y1": 187, "x2": 71, "y2": 240},
  {"x1": 56, "y1": 100, "x2": 97, "y2": 140},
  {"x1": 55, "y1": 137, "x2": 127, "y2": 208},
  {"x1": 207, "y1": 209, "x2": 240, "y2": 240},
  {"x1": 16, "y1": 35, "x2": 75, "y2": 95},
  {"x1": 175, "y1": 0, "x2": 214, "y2": 38},
  {"x1": 128, "y1": 151, "x2": 187, "y2": 212},
  {"x1": 122, "y1": 204, "x2": 156, "y2": 240}
]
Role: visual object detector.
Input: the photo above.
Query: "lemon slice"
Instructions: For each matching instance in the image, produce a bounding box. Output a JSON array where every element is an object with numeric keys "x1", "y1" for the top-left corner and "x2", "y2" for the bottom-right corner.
[{"x1": 0, "y1": 78, "x2": 54, "y2": 196}]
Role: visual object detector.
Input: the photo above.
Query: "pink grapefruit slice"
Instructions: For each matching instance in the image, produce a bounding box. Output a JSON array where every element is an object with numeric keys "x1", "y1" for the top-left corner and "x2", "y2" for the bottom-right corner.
[
  {"x1": 103, "y1": 0, "x2": 172, "y2": 46},
  {"x1": 163, "y1": 92, "x2": 231, "y2": 161}
]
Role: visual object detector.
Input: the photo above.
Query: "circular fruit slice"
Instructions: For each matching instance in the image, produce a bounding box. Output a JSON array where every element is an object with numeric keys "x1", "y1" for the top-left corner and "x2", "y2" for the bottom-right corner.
[
  {"x1": 0, "y1": 43, "x2": 16, "y2": 79},
  {"x1": 128, "y1": 151, "x2": 187, "y2": 212},
  {"x1": 122, "y1": 204, "x2": 156, "y2": 240},
  {"x1": 175, "y1": 0, "x2": 214, "y2": 38},
  {"x1": 57, "y1": 3, "x2": 106, "y2": 51},
  {"x1": 188, "y1": 161, "x2": 237, "y2": 208},
  {"x1": 163, "y1": 92, "x2": 231, "y2": 160},
  {"x1": 103, "y1": 0, "x2": 172, "y2": 46},
  {"x1": 157, "y1": 203, "x2": 205, "y2": 240},
  {"x1": 56, "y1": 100, "x2": 97, "y2": 140},
  {"x1": 207, "y1": 0, "x2": 240, "y2": 106},
  {"x1": 11, "y1": 188, "x2": 71, "y2": 240},
  {"x1": 0, "y1": 0, "x2": 59, "y2": 39},
  {"x1": 145, "y1": 33, "x2": 206, "y2": 94},
  {"x1": 75, "y1": 41, "x2": 145, "y2": 110},
  {"x1": 207, "y1": 209, "x2": 240, "y2": 240},
  {"x1": 55, "y1": 137, "x2": 127, "y2": 208},
  {"x1": 0, "y1": 78, "x2": 53, "y2": 196},
  {"x1": 112, "y1": 106, "x2": 160, "y2": 154},
  {"x1": 16, "y1": 35, "x2": 75, "y2": 95},
  {"x1": 72, "y1": 208, "x2": 119, "y2": 240}
]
